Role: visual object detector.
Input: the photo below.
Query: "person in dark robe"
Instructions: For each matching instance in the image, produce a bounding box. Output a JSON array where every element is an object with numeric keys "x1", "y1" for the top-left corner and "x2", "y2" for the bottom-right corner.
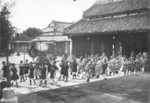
[
  {"x1": 2, "y1": 61, "x2": 7, "y2": 80},
  {"x1": 19, "y1": 61, "x2": 25, "y2": 82},
  {"x1": 10, "y1": 64, "x2": 19, "y2": 87},
  {"x1": 39, "y1": 63, "x2": 47, "y2": 86},
  {"x1": 85, "y1": 61, "x2": 92, "y2": 82},
  {"x1": 29, "y1": 62, "x2": 36, "y2": 85},
  {"x1": 102, "y1": 59, "x2": 108, "y2": 75},
  {"x1": 58, "y1": 55, "x2": 67, "y2": 81},
  {"x1": 129, "y1": 53, "x2": 135, "y2": 74},
  {"x1": 135, "y1": 55, "x2": 141, "y2": 73},
  {"x1": 71, "y1": 58, "x2": 78, "y2": 79},
  {"x1": 63, "y1": 61, "x2": 69, "y2": 82},
  {"x1": 34, "y1": 64, "x2": 40, "y2": 80},
  {"x1": 24, "y1": 59, "x2": 30, "y2": 80},
  {"x1": 50, "y1": 60, "x2": 58, "y2": 84},
  {"x1": 47, "y1": 62, "x2": 51, "y2": 78}
]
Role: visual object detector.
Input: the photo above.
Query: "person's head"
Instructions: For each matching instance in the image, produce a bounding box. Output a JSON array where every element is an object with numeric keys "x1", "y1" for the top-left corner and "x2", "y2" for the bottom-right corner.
[
  {"x1": 2, "y1": 61, "x2": 5, "y2": 65},
  {"x1": 20, "y1": 61, "x2": 23, "y2": 63},
  {"x1": 102, "y1": 52, "x2": 106, "y2": 56},
  {"x1": 73, "y1": 58, "x2": 76, "y2": 61},
  {"x1": 62, "y1": 55, "x2": 66, "y2": 60},
  {"x1": 138, "y1": 52, "x2": 142, "y2": 57},
  {"x1": 30, "y1": 62, "x2": 33, "y2": 66},
  {"x1": 26, "y1": 59, "x2": 28, "y2": 63},
  {"x1": 12, "y1": 63, "x2": 15, "y2": 67}
]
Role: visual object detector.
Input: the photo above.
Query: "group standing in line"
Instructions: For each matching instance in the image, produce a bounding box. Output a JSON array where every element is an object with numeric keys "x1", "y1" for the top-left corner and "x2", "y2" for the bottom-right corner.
[{"x1": 1, "y1": 51, "x2": 148, "y2": 87}]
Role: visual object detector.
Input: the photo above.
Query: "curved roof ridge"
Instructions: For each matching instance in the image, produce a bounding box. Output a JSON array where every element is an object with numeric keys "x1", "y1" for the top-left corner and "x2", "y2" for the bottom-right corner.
[
  {"x1": 96, "y1": 0, "x2": 122, "y2": 4},
  {"x1": 83, "y1": 0, "x2": 150, "y2": 18}
]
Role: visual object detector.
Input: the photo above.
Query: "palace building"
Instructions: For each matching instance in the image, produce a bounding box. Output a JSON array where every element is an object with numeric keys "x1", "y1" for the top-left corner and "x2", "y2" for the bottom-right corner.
[
  {"x1": 32, "y1": 20, "x2": 73, "y2": 56},
  {"x1": 65, "y1": 0, "x2": 150, "y2": 58}
]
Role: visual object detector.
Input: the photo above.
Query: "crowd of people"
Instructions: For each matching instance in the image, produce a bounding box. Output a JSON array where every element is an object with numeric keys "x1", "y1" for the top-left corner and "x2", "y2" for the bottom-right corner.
[
  {"x1": 1, "y1": 51, "x2": 148, "y2": 87},
  {"x1": 71, "y1": 52, "x2": 147, "y2": 82}
]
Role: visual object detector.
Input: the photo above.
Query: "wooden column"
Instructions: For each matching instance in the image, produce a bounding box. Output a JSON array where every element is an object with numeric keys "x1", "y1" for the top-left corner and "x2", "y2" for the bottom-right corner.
[
  {"x1": 145, "y1": 32, "x2": 150, "y2": 72},
  {"x1": 17, "y1": 42, "x2": 19, "y2": 52},
  {"x1": 72, "y1": 38, "x2": 76, "y2": 57},
  {"x1": 101, "y1": 42, "x2": 104, "y2": 53},
  {"x1": 69, "y1": 40, "x2": 72, "y2": 57},
  {"x1": 65, "y1": 42, "x2": 68, "y2": 54},
  {"x1": 91, "y1": 38, "x2": 94, "y2": 55},
  {"x1": 0, "y1": 37, "x2": 1, "y2": 51}
]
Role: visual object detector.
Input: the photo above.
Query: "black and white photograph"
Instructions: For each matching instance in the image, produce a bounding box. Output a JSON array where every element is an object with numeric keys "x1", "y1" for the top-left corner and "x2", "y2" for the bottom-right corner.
[{"x1": 0, "y1": 0, "x2": 150, "y2": 103}]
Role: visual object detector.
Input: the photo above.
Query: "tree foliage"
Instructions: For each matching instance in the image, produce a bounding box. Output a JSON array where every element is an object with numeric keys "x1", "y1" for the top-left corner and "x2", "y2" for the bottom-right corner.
[
  {"x1": 0, "y1": 6, "x2": 14, "y2": 50},
  {"x1": 0, "y1": 0, "x2": 15, "y2": 12},
  {"x1": 22, "y1": 27, "x2": 42, "y2": 39}
]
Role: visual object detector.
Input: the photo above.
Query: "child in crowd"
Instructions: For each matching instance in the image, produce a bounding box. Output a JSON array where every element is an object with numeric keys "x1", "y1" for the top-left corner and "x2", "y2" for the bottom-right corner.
[
  {"x1": 50, "y1": 60, "x2": 58, "y2": 84},
  {"x1": 29, "y1": 62, "x2": 36, "y2": 85},
  {"x1": 10, "y1": 63, "x2": 19, "y2": 87}
]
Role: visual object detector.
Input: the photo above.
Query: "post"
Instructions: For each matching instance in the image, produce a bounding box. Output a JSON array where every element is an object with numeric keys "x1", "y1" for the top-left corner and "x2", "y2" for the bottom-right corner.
[
  {"x1": 145, "y1": 32, "x2": 150, "y2": 103},
  {"x1": 0, "y1": 37, "x2": 1, "y2": 51},
  {"x1": 145, "y1": 32, "x2": 150, "y2": 72},
  {"x1": 65, "y1": 42, "x2": 68, "y2": 54},
  {"x1": 73, "y1": 39, "x2": 77, "y2": 57},
  {"x1": 5, "y1": 40, "x2": 11, "y2": 87},
  {"x1": 6, "y1": 39, "x2": 9, "y2": 65},
  {"x1": 23, "y1": 46, "x2": 26, "y2": 63},
  {"x1": 1, "y1": 88, "x2": 18, "y2": 103},
  {"x1": 17, "y1": 42, "x2": 20, "y2": 56},
  {"x1": 91, "y1": 39, "x2": 94, "y2": 55},
  {"x1": 70, "y1": 40, "x2": 72, "y2": 57}
]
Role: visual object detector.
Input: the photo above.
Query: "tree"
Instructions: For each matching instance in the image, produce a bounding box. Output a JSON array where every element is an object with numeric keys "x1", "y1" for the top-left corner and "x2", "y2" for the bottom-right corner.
[
  {"x1": 22, "y1": 27, "x2": 42, "y2": 39},
  {"x1": 0, "y1": 0, "x2": 15, "y2": 12},
  {"x1": 0, "y1": 6, "x2": 12, "y2": 50},
  {"x1": 0, "y1": 0, "x2": 16, "y2": 51},
  {"x1": 0, "y1": 2, "x2": 15, "y2": 87}
]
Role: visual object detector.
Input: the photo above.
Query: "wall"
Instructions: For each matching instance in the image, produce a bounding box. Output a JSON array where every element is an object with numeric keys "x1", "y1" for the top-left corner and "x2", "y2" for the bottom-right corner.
[{"x1": 71, "y1": 32, "x2": 148, "y2": 58}]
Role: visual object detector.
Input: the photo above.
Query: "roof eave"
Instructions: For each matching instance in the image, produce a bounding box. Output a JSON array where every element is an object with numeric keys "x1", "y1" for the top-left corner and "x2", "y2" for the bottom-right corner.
[{"x1": 66, "y1": 29, "x2": 150, "y2": 37}]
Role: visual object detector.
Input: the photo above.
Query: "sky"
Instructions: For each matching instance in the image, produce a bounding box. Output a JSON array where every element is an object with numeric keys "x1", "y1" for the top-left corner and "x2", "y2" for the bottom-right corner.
[{"x1": 8, "y1": 0, "x2": 98, "y2": 32}]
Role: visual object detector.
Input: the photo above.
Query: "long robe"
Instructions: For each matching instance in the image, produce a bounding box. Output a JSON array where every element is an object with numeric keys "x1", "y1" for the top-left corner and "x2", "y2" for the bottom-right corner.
[{"x1": 11, "y1": 67, "x2": 19, "y2": 81}]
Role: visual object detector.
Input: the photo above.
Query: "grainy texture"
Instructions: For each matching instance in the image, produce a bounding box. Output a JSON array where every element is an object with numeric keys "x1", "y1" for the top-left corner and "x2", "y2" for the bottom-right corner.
[
  {"x1": 18, "y1": 73, "x2": 150, "y2": 103},
  {"x1": 83, "y1": 0, "x2": 150, "y2": 18},
  {"x1": 66, "y1": 13, "x2": 150, "y2": 35}
]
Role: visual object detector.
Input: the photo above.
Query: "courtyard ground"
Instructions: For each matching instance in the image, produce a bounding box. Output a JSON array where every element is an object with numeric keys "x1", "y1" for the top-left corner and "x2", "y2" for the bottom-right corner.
[
  {"x1": 0, "y1": 52, "x2": 62, "y2": 79},
  {"x1": 17, "y1": 72, "x2": 150, "y2": 103},
  {"x1": 0, "y1": 53, "x2": 150, "y2": 103}
]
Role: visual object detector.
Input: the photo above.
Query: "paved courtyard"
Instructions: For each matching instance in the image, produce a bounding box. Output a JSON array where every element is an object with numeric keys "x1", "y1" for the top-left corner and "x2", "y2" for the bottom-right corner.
[
  {"x1": 0, "y1": 53, "x2": 123, "y2": 94},
  {"x1": 0, "y1": 53, "x2": 149, "y2": 103},
  {"x1": 18, "y1": 72, "x2": 150, "y2": 103}
]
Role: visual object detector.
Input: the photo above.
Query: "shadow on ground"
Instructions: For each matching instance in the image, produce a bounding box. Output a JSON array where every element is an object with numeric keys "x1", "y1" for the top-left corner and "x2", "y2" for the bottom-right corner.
[{"x1": 18, "y1": 73, "x2": 150, "y2": 103}]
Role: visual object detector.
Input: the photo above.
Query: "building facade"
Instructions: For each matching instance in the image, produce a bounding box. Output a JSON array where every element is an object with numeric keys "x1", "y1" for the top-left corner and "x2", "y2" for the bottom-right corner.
[
  {"x1": 65, "y1": 0, "x2": 150, "y2": 61},
  {"x1": 32, "y1": 20, "x2": 73, "y2": 56}
]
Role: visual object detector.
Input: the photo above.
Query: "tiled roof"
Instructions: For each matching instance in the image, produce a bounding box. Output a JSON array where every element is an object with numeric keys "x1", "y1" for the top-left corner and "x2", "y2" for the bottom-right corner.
[
  {"x1": 32, "y1": 35, "x2": 70, "y2": 42},
  {"x1": 42, "y1": 27, "x2": 54, "y2": 33},
  {"x1": 83, "y1": 0, "x2": 150, "y2": 18},
  {"x1": 42, "y1": 20, "x2": 73, "y2": 34},
  {"x1": 65, "y1": 13, "x2": 150, "y2": 36}
]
